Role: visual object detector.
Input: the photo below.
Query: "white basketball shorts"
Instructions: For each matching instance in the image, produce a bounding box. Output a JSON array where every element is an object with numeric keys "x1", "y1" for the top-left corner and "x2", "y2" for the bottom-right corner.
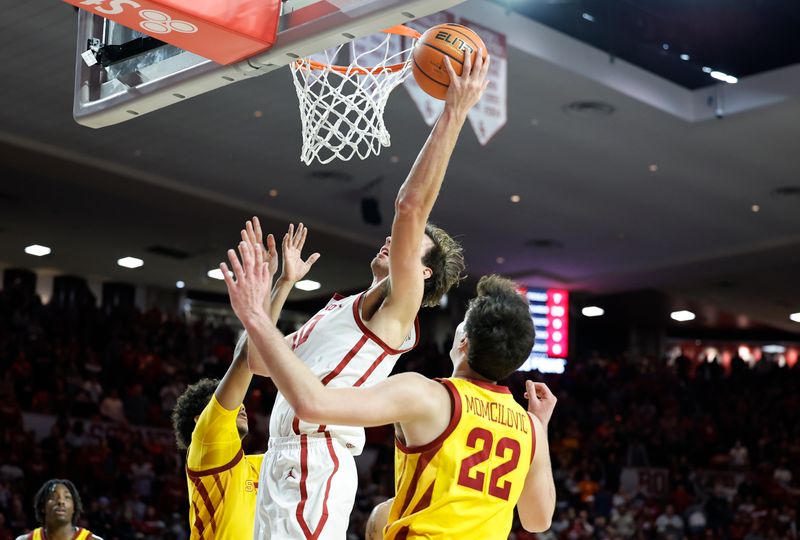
[{"x1": 254, "y1": 433, "x2": 357, "y2": 540}]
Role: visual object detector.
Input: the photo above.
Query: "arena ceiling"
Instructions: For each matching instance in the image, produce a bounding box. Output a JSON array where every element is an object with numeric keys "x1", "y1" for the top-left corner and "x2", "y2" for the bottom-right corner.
[{"x1": 0, "y1": 0, "x2": 799, "y2": 333}]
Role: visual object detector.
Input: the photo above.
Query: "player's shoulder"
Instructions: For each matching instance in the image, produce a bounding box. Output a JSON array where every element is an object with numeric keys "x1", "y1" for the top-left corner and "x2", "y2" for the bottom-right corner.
[
  {"x1": 90, "y1": 534, "x2": 105, "y2": 540},
  {"x1": 14, "y1": 534, "x2": 30, "y2": 540}
]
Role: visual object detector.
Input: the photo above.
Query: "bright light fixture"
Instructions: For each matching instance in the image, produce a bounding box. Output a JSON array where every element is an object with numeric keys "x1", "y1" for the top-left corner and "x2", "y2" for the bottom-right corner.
[
  {"x1": 510, "y1": 195, "x2": 521, "y2": 203},
  {"x1": 582, "y1": 306, "x2": 604, "y2": 317},
  {"x1": 24, "y1": 244, "x2": 51, "y2": 257},
  {"x1": 117, "y1": 257, "x2": 143, "y2": 269},
  {"x1": 581, "y1": 12, "x2": 595, "y2": 22},
  {"x1": 702, "y1": 66, "x2": 712, "y2": 73},
  {"x1": 176, "y1": 280, "x2": 186, "y2": 289},
  {"x1": 207, "y1": 268, "x2": 230, "y2": 280},
  {"x1": 710, "y1": 71, "x2": 738, "y2": 84},
  {"x1": 790, "y1": 312, "x2": 800, "y2": 323},
  {"x1": 680, "y1": 54, "x2": 690, "y2": 61},
  {"x1": 671, "y1": 310, "x2": 696, "y2": 322},
  {"x1": 295, "y1": 280, "x2": 321, "y2": 291}
]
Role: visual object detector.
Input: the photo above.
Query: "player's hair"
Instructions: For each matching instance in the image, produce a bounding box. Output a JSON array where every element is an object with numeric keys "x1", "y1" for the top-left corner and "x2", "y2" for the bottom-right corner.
[
  {"x1": 33, "y1": 479, "x2": 83, "y2": 526},
  {"x1": 421, "y1": 223, "x2": 465, "y2": 307},
  {"x1": 465, "y1": 275, "x2": 535, "y2": 381},
  {"x1": 172, "y1": 378, "x2": 219, "y2": 450}
]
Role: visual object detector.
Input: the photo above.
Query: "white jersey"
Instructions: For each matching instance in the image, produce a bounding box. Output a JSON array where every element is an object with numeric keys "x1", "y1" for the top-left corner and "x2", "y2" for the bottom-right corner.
[{"x1": 269, "y1": 291, "x2": 418, "y2": 455}]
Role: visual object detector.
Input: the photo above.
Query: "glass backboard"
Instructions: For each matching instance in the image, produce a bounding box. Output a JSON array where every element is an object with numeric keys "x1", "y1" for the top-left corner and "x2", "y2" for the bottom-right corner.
[{"x1": 73, "y1": 0, "x2": 466, "y2": 128}]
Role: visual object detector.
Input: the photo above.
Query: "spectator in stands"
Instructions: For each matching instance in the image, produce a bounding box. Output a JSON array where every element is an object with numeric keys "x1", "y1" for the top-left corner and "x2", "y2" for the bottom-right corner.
[{"x1": 655, "y1": 504, "x2": 684, "y2": 538}]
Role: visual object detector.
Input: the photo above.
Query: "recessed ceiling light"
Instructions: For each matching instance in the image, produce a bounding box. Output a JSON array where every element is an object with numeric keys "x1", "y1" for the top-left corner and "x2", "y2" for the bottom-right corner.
[
  {"x1": 662, "y1": 43, "x2": 669, "y2": 50},
  {"x1": 710, "y1": 71, "x2": 737, "y2": 84},
  {"x1": 176, "y1": 280, "x2": 185, "y2": 289},
  {"x1": 649, "y1": 164, "x2": 658, "y2": 172},
  {"x1": 510, "y1": 195, "x2": 521, "y2": 203},
  {"x1": 496, "y1": 256, "x2": 505, "y2": 264},
  {"x1": 581, "y1": 306, "x2": 604, "y2": 317},
  {"x1": 680, "y1": 54, "x2": 690, "y2": 61},
  {"x1": 671, "y1": 310, "x2": 696, "y2": 322},
  {"x1": 117, "y1": 257, "x2": 143, "y2": 269},
  {"x1": 702, "y1": 66, "x2": 712, "y2": 73},
  {"x1": 295, "y1": 279, "x2": 321, "y2": 291},
  {"x1": 24, "y1": 244, "x2": 51, "y2": 257},
  {"x1": 269, "y1": 189, "x2": 279, "y2": 197},
  {"x1": 751, "y1": 204, "x2": 760, "y2": 213},
  {"x1": 207, "y1": 268, "x2": 231, "y2": 280},
  {"x1": 581, "y1": 12, "x2": 595, "y2": 22},
  {"x1": 790, "y1": 312, "x2": 800, "y2": 323}
]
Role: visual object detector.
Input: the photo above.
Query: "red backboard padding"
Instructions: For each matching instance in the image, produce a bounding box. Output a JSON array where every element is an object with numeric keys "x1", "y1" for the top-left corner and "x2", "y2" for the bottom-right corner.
[{"x1": 67, "y1": 0, "x2": 281, "y2": 65}]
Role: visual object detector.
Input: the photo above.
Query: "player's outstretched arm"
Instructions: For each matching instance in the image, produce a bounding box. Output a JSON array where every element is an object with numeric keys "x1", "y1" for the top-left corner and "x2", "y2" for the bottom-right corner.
[
  {"x1": 517, "y1": 381, "x2": 557, "y2": 532},
  {"x1": 366, "y1": 498, "x2": 394, "y2": 540},
  {"x1": 241, "y1": 218, "x2": 319, "y2": 377},
  {"x1": 221, "y1": 239, "x2": 443, "y2": 428},
  {"x1": 378, "y1": 51, "x2": 490, "y2": 325},
  {"x1": 214, "y1": 329, "x2": 254, "y2": 410}
]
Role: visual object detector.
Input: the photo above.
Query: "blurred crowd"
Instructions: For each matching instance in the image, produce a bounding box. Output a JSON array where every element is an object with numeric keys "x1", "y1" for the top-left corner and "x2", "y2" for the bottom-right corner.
[{"x1": 0, "y1": 286, "x2": 798, "y2": 539}]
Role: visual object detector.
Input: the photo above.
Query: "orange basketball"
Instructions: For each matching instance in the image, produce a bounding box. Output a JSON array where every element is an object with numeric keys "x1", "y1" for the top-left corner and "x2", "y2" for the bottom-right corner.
[{"x1": 412, "y1": 23, "x2": 487, "y2": 100}]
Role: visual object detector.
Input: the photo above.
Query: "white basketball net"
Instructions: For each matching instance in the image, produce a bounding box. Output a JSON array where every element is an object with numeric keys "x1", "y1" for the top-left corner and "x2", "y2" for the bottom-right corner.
[{"x1": 290, "y1": 28, "x2": 418, "y2": 165}]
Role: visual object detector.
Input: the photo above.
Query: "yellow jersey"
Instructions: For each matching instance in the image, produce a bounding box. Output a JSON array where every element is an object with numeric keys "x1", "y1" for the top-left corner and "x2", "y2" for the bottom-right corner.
[
  {"x1": 385, "y1": 378, "x2": 535, "y2": 540},
  {"x1": 27, "y1": 528, "x2": 96, "y2": 540},
  {"x1": 186, "y1": 394, "x2": 263, "y2": 540}
]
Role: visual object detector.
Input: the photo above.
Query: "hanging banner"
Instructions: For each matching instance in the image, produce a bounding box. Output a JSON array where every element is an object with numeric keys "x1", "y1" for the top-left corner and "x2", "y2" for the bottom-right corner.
[
  {"x1": 459, "y1": 18, "x2": 507, "y2": 145},
  {"x1": 403, "y1": 12, "x2": 455, "y2": 126}
]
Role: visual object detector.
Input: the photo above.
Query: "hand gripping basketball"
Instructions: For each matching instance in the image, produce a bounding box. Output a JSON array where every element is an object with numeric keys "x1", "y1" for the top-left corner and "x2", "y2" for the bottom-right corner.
[
  {"x1": 442, "y1": 44, "x2": 490, "y2": 115},
  {"x1": 412, "y1": 23, "x2": 490, "y2": 102}
]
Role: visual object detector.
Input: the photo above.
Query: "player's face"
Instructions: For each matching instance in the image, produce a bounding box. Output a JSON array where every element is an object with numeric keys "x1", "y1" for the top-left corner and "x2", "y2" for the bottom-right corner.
[
  {"x1": 236, "y1": 405, "x2": 249, "y2": 439},
  {"x1": 45, "y1": 484, "x2": 74, "y2": 526},
  {"x1": 370, "y1": 234, "x2": 435, "y2": 280}
]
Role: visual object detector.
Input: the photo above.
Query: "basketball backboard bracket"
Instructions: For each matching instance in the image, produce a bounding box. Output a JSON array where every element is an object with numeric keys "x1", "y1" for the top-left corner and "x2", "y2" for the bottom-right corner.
[{"x1": 73, "y1": 0, "x2": 466, "y2": 128}]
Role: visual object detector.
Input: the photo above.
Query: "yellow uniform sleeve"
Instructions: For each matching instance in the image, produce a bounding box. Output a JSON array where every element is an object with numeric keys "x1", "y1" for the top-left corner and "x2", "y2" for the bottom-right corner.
[{"x1": 187, "y1": 393, "x2": 242, "y2": 470}]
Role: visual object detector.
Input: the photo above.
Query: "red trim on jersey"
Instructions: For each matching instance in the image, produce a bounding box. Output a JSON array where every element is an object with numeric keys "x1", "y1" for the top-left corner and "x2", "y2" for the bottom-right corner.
[
  {"x1": 394, "y1": 526, "x2": 410, "y2": 540},
  {"x1": 395, "y1": 378, "x2": 462, "y2": 455},
  {"x1": 320, "y1": 335, "x2": 369, "y2": 385},
  {"x1": 191, "y1": 500, "x2": 206, "y2": 540},
  {"x1": 353, "y1": 351, "x2": 389, "y2": 387},
  {"x1": 352, "y1": 292, "x2": 420, "y2": 355},
  {"x1": 464, "y1": 377, "x2": 512, "y2": 394},
  {"x1": 186, "y1": 448, "x2": 243, "y2": 478},
  {"x1": 32, "y1": 527, "x2": 91, "y2": 540},
  {"x1": 212, "y1": 473, "x2": 226, "y2": 503},
  {"x1": 191, "y1": 477, "x2": 218, "y2": 533},
  {"x1": 411, "y1": 480, "x2": 436, "y2": 513},
  {"x1": 528, "y1": 412, "x2": 537, "y2": 464},
  {"x1": 295, "y1": 434, "x2": 340, "y2": 540},
  {"x1": 396, "y1": 447, "x2": 439, "y2": 518},
  {"x1": 309, "y1": 335, "x2": 371, "y2": 433},
  {"x1": 331, "y1": 293, "x2": 344, "y2": 301}
]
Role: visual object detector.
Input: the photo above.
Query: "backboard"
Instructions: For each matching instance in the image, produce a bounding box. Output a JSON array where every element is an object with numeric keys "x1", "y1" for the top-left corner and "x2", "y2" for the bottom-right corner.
[{"x1": 73, "y1": 0, "x2": 466, "y2": 128}]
